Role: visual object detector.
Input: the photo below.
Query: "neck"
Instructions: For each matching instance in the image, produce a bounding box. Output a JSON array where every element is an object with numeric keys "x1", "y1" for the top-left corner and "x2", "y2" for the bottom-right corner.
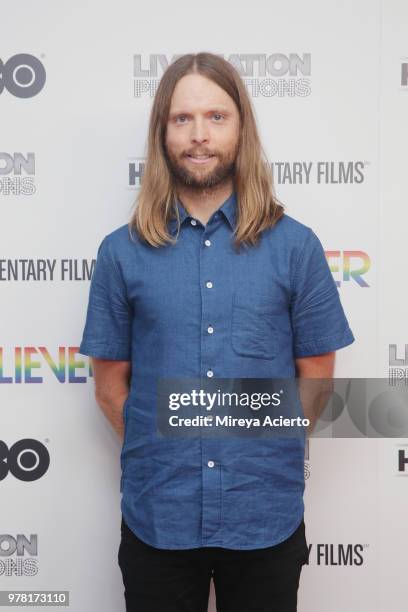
[{"x1": 176, "y1": 180, "x2": 234, "y2": 225}]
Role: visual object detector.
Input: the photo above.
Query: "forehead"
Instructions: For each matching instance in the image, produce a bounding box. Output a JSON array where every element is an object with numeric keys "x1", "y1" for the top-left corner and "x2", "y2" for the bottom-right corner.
[{"x1": 169, "y1": 73, "x2": 236, "y2": 112}]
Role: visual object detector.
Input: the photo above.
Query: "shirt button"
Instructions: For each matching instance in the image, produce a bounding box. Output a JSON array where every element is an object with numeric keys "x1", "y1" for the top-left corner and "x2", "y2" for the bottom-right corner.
[
  {"x1": 207, "y1": 460, "x2": 215, "y2": 468},
  {"x1": 206, "y1": 370, "x2": 213, "y2": 377},
  {"x1": 204, "y1": 239, "x2": 211, "y2": 247},
  {"x1": 207, "y1": 326, "x2": 214, "y2": 334},
  {"x1": 190, "y1": 219, "x2": 197, "y2": 226},
  {"x1": 206, "y1": 281, "x2": 213, "y2": 289},
  {"x1": 214, "y1": 213, "x2": 219, "y2": 220}
]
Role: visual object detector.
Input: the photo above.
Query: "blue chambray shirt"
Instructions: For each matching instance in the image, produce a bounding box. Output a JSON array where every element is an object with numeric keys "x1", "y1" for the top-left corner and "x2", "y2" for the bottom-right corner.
[{"x1": 79, "y1": 191, "x2": 354, "y2": 550}]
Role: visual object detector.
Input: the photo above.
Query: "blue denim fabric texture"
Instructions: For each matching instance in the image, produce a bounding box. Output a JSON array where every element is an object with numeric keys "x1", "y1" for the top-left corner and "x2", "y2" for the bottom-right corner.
[{"x1": 79, "y1": 191, "x2": 354, "y2": 550}]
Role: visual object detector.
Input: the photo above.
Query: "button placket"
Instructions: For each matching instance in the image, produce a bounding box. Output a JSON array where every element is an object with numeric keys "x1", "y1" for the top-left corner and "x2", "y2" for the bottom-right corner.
[
  {"x1": 201, "y1": 227, "x2": 217, "y2": 380},
  {"x1": 199, "y1": 219, "x2": 225, "y2": 545}
]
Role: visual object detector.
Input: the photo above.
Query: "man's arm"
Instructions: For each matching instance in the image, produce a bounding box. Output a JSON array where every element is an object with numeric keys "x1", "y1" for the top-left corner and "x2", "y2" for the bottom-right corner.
[
  {"x1": 295, "y1": 351, "x2": 336, "y2": 436},
  {"x1": 90, "y1": 357, "x2": 131, "y2": 441},
  {"x1": 295, "y1": 351, "x2": 335, "y2": 378}
]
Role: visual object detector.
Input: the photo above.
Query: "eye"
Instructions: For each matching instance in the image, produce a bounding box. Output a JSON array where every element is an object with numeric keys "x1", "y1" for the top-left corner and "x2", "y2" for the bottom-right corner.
[{"x1": 174, "y1": 113, "x2": 225, "y2": 123}]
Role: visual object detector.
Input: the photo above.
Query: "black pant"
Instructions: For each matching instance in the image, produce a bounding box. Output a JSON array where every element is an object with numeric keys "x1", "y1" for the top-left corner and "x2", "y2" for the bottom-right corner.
[{"x1": 118, "y1": 516, "x2": 309, "y2": 612}]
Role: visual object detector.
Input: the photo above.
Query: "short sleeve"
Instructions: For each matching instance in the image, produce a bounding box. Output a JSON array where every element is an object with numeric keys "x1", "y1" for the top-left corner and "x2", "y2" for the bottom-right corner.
[
  {"x1": 79, "y1": 236, "x2": 132, "y2": 360},
  {"x1": 290, "y1": 228, "x2": 355, "y2": 358}
]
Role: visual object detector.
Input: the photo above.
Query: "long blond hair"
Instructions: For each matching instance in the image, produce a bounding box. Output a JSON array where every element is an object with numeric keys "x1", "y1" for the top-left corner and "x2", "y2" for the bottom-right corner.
[{"x1": 129, "y1": 52, "x2": 284, "y2": 250}]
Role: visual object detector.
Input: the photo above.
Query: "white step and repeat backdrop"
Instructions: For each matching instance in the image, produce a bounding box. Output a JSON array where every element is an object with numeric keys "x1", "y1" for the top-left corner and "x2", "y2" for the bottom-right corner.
[{"x1": 1, "y1": 1, "x2": 407, "y2": 610}]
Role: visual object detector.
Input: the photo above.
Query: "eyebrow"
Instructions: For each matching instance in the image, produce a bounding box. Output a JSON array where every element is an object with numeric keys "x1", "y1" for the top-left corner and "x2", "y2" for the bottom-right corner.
[{"x1": 168, "y1": 107, "x2": 232, "y2": 119}]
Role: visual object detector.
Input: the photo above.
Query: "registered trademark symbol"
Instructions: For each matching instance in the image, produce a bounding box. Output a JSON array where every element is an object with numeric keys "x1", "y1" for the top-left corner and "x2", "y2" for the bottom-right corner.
[{"x1": 44, "y1": 438, "x2": 49, "y2": 444}]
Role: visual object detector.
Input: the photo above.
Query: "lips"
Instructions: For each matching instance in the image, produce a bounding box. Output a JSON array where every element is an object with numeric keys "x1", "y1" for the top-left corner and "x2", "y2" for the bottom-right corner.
[{"x1": 186, "y1": 154, "x2": 215, "y2": 165}]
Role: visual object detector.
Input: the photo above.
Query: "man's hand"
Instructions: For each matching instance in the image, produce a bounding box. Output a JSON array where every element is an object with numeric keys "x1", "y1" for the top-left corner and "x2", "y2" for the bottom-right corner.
[
  {"x1": 295, "y1": 352, "x2": 336, "y2": 436},
  {"x1": 90, "y1": 357, "x2": 132, "y2": 441}
]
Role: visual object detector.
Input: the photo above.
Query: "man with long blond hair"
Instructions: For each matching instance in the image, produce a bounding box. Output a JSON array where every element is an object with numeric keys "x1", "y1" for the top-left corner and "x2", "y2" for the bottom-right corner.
[{"x1": 79, "y1": 52, "x2": 354, "y2": 612}]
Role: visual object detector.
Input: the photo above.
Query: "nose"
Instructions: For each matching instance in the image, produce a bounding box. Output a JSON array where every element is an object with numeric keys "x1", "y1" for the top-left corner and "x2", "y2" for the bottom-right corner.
[{"x1": 190, "y1": 117, "x2": 209, "y2": 144}]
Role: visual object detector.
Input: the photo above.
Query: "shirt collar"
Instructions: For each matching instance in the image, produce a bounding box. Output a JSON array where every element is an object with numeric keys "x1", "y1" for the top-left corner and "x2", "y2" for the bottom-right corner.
[{"x1": 168, "y1": 191, "x2": 237, "y2": 236}]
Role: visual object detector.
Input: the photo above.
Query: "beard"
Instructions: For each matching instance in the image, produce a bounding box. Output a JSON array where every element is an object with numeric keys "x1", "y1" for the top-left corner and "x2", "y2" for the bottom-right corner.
[{"x1": 164, "y1": 143, "x2": 238, "y2": 191}]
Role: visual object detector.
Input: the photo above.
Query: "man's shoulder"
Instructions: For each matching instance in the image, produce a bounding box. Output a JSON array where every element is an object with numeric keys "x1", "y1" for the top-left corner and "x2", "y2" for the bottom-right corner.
[
  {"x1": 270, "y1": 212, "x2": 313, "y2": 245},
  {"x1": 102, "y1": 222, "x2": 142, "y2": 253},
  {"x1": 92, "y1": 223, "x2": 142, "y2": 264},
  {"x1": 104, "y1": 222, "x2": 133, "y2": 244}
]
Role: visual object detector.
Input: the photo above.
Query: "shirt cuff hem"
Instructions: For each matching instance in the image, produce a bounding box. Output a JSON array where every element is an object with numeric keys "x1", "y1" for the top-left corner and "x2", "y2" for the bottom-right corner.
[
  {"x1": 293, "y1": 328, "x2": 355, "y2": 358},
  {"x1": 78, "y1": 341, "x2": 131, "y2": 361}
]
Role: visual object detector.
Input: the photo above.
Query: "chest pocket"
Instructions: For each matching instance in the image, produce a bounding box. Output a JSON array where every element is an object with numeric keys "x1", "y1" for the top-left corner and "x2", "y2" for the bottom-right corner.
[{"x1": 231, "y1": 291, "x2": 278, "y2": 360}]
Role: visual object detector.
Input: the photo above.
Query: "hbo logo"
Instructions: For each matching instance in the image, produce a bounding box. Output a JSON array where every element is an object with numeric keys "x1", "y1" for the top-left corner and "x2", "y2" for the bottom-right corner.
[
  {"x1": 0, "y1": 439, "x2": 50, "y2": 481},
  {"x1": 0, "y1": 54, "x2": 46, "y2": 98}
]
